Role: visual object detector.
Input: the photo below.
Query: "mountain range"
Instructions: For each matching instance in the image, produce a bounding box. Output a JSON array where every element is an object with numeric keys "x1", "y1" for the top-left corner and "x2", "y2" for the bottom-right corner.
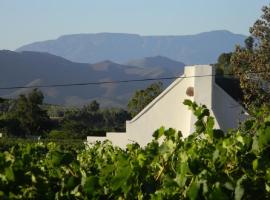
[
  {"x1": 16, "y1": 30, "x2": 246, "y2": 64},
  {"x1": 1, "y1": 30, "x2": 247, "y2": 107},
  {"x1": 0, "y1": 50, "x2": 184, "y2": 107}
]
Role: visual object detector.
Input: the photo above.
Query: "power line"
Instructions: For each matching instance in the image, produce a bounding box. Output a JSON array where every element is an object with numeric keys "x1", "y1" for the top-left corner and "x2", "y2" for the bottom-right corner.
[
  {"x1": 0, "y1": 70, "x2": 267, "y2": 90},
  {"x1": 0, "y1": 76, "x2": 180, "y2": 90},
  {"x1": 0, "y1": 74, "x2": 232, "y2": 90}
]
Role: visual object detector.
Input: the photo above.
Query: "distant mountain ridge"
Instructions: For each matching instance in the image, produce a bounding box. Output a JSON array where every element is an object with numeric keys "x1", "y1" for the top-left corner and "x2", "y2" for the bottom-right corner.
[
  {"x1": 125, "y1": 56, "x2": 185, "y2": 75},
  {"x1": 16, "y1": 30, "x2": 246, "y2": 64},
  {"x1": 0, "y1": 51, "x2": 184, "y2": 107}
]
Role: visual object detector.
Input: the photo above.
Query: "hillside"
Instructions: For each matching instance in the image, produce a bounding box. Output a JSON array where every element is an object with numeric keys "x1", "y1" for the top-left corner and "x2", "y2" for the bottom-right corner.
[
  {"x1": 0, "y1": 51, "x2": 184, "y2": 107},
  {"x1": 125, "y1": 56, "x2": 185, "y2": 75},
  {"x1": 16, "y1": 30, "x2": 246, "y2": 64}
]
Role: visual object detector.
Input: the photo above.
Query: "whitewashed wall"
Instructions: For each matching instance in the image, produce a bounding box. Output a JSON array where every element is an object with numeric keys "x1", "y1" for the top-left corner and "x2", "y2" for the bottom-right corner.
[
  {"x1": 212, "y1": 84, "x2": 247, "y2": 132},
  {"x1": 87, "y1": 65, "x2": 247, "y2": 147}
]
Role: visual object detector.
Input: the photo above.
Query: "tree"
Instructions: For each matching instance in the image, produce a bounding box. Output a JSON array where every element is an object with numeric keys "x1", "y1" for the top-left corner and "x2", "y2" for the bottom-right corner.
[
  {"x1": 102, "y1": 108, "x2": 131, "y2": 132},
  {"x1": 9, "y1": 89, "x2": 51, "y2": 136},
  {"x1": 214, "y1": 53, "x2": 233, "y2": 75},
  {"x1": 231, "y1": 5, "x2": 270, "y2": 107},
  {"x1": 128, "y1": 82, "x2": 163, "y2": 117},
  {"x1": 0, "y1": 97, "x2": 4, "y2": 104},
  {"x1": 0, "y1": 98, "x2": 12, "y2": 114},
  {"x1": 82, "y1": 100, "x2": 100, "y2": 113},
  {"x1": 60, "y1": 102, "x2": 130, "y2": 138},
  {"x1": 244, "y1": 36, "x2": 254, "y2": 51}
]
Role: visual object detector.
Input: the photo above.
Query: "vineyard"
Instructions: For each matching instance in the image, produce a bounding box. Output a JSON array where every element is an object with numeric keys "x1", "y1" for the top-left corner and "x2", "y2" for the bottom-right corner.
[{"x1": 0, "y1": 100, "x2": 270, "y2": 199}]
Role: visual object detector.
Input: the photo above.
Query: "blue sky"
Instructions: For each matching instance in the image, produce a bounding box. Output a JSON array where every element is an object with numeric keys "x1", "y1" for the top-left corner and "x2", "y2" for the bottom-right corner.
[{"x1": 1, "y1": 0, "x2": 269, "y2": 50}]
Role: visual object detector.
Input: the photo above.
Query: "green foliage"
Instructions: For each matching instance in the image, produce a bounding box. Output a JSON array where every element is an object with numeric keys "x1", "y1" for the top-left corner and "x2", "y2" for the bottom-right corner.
[
  {"x1": 1, "y1": 100, "x2": 270, "y2": 199},
  {"x1": 231, "y1": 5, "x2": 270, "y2": 107},
  {"x1": 244, "y1": 36, "x2": 254, "y2": 51},
  {"x1": 61, "y1": 105, "x2": 105, "y2": 138},
  {"x1": 60, "y1": 102, "x2": 130, "y2": 138},
  {"x1": 214, "y1": 53, "x2": 233, "y2": 76},
  {"x1": 0, "y1": 89, "x2": 52, "y2": 137},
  {"x1": 1, "y1": 96, "x2": 130, "y2": 139},
  {"x1": 128, "y1": 82, "x2": 163, "y2": 117},
  {"x1": 43, "y1": 104, "x2": 66, "y2": 118},
  {"x1": 83, "y1": 100, "x2": 99, "y2": 113},
  {"x1": 100, "y1": 108, "x2": 131, "y2": 132},
  {"x1": 0, "y1": 98, "x2": 13, "y2": 115},
  {"x1": 12, "y1": 89, "x2": 51, "y2": 136},
  {"x1": 47, "y1": 130, "x2": 73, "y2": 139},
  {"x1": 213, "y1": 5, "x2": 270, "y2": 109}
]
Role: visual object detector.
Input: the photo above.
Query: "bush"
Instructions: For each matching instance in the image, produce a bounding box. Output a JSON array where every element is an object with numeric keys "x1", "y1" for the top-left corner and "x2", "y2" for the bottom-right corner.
[
  {"x1": 47, "y1": 130, "x2": 73, "y2": 139},
  {"x1": 1, "y1": 100, "x2": 270, "y2": 199}
]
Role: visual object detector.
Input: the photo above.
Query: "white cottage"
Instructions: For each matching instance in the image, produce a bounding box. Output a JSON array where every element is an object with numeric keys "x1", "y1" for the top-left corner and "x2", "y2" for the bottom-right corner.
[{"x1": 87, "y1": 65, "x2": 247, "y2": 148}]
